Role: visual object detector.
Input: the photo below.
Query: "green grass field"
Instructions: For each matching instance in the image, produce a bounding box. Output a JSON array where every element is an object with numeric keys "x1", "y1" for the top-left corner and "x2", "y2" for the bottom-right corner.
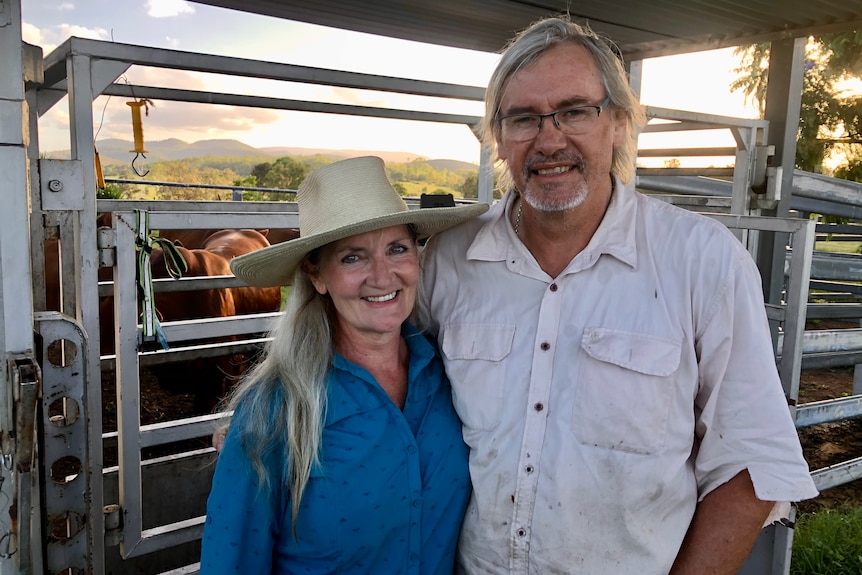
[
  {"x1": 815, "y1": 241, "x2": 862, "y2": 254},
  {"x1": 792, "y1": 507, "x2": 862, "y2": 574},
  {"x1": 398, "y1": 181, "x2": 463, "y2": 198}
]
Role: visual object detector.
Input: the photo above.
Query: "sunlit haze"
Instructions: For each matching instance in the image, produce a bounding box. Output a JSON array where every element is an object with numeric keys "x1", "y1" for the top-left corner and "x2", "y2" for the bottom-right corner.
[{"x1": 23, "y1": 0, "x2": 759, "y2": 165}]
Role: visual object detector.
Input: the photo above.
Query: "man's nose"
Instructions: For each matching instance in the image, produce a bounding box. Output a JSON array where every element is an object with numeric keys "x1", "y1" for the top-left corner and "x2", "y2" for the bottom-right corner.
[{"x1": 533, "y1": 114, "x2": 567, "y2": 154}]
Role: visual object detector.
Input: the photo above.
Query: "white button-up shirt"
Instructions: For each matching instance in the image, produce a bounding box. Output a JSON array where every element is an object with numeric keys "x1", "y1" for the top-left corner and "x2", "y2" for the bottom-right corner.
[{"x1": 422, "y1": 179, "x2": 818, "y2": 574}]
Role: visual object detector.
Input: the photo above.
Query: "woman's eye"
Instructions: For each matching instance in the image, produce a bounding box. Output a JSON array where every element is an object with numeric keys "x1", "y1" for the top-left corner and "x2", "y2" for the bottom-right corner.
[
  {"x1": 341, "y1": 254, "x2": 359, "y2": 264},
  {"x1": 390, "y1": 244, "x2": 409, "y2": 255}
]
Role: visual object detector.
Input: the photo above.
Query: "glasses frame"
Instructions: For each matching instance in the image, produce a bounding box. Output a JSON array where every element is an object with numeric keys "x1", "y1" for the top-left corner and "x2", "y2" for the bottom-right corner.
[{"x1": 498, "y1": 96, "x2": 612, "y2": 141}]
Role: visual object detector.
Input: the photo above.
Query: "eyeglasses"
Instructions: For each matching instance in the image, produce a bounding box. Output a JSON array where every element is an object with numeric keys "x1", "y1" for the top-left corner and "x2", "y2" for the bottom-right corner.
[{"x1": 498, "y1": 97, "x2": 611, "y2": 142}]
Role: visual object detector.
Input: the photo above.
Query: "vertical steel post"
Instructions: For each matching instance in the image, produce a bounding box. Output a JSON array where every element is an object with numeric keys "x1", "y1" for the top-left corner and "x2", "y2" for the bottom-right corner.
[
  {"x1": 757, "y1": 38, "x2": 806, "y2": 303},
  {"x1": 66, "y1": 51, "x2": 106, "y2": 574},
  {"x1": 0, "y1": 0, "x2": 38, "y2": 571}
]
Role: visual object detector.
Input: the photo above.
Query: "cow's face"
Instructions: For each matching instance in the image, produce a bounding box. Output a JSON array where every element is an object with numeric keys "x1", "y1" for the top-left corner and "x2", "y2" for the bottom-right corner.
[{"x1": 308, "y1": 225, "x2": 419, "y2": 346}]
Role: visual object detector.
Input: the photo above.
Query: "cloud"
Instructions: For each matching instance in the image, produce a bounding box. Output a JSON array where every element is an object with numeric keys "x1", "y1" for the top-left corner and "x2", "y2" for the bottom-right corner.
[
  {"x1": 56, "y1": 3, "x2": 75, "y2": 11},
  {"x1": 124, "y1": 67, "x2": 210, "y2": 91},
  {"x1": 143, "y1": 102, "x2": 282, "y2": 134},
  {"x1": 22, "y1": 22, "x2": 111, "y2": 53},
  {"x1": 91, "y1": 94, "x2": 282, "y2": 145},
  {"x1": 58, "y1": 23, "x2": 111, "y2": 41},
  {"x1": 146, "y1": 0, "x2": 195, "y2": 18},
  {"x1": 21, "y1": 23, "x2": 44, "y2": 46}
]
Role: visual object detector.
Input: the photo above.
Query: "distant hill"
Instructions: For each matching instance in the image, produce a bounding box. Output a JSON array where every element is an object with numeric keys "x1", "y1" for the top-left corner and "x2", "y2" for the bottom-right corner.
[
  {"x1": 87, "y1": 138, "x2": 269, "y2": 164},
  {"x1": 260, "y1": 147, "x2": 432, "y2": 165},
  {"x1": 48, "y1": 138, "x2": 479, "y2": 169},
  {"x1": 426, "y1": 159, "x2": 480, "y2": 173},
  {"x1": 262, "y1": 149, "x2": 478, "y2": 170}
]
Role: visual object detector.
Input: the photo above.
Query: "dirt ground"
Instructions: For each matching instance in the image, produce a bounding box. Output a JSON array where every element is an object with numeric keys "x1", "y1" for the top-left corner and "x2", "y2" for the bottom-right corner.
[
  {"x1": 796, "y1": 364, "x2": 862, "y2": 513},
  {"x1": 795, "y1": 319, "x2": 862, "y2": 513},
  {"x1": 101, "y1": 367, "x2": 207, "y2": 467}
]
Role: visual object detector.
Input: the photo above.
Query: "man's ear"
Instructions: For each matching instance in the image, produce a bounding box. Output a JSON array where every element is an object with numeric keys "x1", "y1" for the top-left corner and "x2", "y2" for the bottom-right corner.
[
  {"x1": 496, "y1": 135, "x2": 509, "y2": 163},
  {"x1": 612, "y1": 107, "x2": 627, "y2": 148}
]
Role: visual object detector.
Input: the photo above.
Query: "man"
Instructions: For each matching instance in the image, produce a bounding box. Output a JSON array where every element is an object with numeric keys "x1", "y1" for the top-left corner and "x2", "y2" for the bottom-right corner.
[{"x1": 422, "y1": 16, "x2": 818, "y2": 574}]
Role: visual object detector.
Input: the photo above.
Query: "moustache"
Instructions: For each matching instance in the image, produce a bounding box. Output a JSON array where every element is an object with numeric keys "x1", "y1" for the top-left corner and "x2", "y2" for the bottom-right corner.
[{"x1": 523, "y1": 154, "x2": 585, "y2": 174}]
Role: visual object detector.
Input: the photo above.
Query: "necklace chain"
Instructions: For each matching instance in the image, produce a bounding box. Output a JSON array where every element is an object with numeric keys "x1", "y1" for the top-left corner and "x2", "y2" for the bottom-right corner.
[{"x1": 514, "y1": 199, "x2": 523, "y2": 236}]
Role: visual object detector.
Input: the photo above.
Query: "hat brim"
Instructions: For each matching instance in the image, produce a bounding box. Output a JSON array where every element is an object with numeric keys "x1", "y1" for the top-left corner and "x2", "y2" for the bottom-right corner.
[{"x1": 230, "y1": 203, "x2": 488, "y2": 287}]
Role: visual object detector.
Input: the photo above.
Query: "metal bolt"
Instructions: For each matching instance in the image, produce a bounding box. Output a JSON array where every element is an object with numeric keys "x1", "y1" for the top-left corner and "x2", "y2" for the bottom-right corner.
[{"x1": 47, "y1": 180, "x2": 63, "y2": 192}]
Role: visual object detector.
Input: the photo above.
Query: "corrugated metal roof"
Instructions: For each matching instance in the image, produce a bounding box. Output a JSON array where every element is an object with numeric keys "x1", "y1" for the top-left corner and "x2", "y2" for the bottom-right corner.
[{"x1": 190, "y1": 0, "x2": 862, "y2": 59}]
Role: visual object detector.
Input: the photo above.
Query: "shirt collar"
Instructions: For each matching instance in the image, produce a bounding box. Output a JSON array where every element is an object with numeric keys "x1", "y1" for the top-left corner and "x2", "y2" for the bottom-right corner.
[
  {"x1": 589, "y1": 176, "x2": 638, "y2": 270},
  {"x1": 329, "y1": 322, "x2": 439, "y2": 418},
  {"x1": 332, "y1": 322, "x2": 435, "y2": 377},
  {"x1": 465, "y1": 176, "x2": 639, "y2": 272}
]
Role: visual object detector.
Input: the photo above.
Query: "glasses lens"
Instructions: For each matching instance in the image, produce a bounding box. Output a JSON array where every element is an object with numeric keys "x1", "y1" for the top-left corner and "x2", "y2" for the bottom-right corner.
[
  {"x1": 501, "y1": 106, "x2": 600, "y2": 141},
  {"x1": 557, "y1": 108, "x2": 597, "y2": 130},
  {"x1": 501, "y1": 116, "x2": 536, "y2": 141}
]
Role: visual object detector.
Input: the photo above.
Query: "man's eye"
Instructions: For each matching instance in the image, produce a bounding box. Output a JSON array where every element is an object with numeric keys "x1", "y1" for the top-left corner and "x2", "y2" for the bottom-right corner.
[
  {"x1": 510, "y1": 115, "x2": 536, "y2": 128},
  {"x1": 560, "y1": 108, "x2": 588, "y2": 121}
]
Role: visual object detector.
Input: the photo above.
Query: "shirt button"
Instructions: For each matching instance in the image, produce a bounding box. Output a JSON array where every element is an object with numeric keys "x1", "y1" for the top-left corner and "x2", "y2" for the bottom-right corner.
[
  {"x1": 534, "y1": 403, "x2": 544, "y2": 412},
  {"x1": 525, "y1": 465, "x2": 534, "y2": 474},
  {"x1": 407, "y1": 445, "x2": 417, "y2": 454},
  {"x1": 540, "y1": 342, "x2": 550, "y2": 351},
  {"x1": 517, "y1": 528, "x2": 527, "y2": 537},
  {"x1": 550, "y1": 283, "x2": 558, "y2": 292},
  {"x1": 413, "y1": 499, "x2": 421, "y2": 508}
]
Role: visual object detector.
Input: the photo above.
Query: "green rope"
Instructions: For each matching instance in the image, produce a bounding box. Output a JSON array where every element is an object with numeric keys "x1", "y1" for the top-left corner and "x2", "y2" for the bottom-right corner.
[{"x1": 134, "y1": 210, "x2": 187, "y2": 351}]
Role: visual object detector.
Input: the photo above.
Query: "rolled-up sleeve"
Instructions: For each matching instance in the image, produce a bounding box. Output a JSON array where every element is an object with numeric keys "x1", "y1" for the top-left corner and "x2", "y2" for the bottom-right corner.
[{"x1": 693, "y1": 253, "x2": 818, "y2": 503}]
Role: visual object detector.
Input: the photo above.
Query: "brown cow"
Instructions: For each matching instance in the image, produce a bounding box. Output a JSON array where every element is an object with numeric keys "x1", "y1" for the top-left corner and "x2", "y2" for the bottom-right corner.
[
  {"x1": 159, "y1": 227, "x2": 299, "y2": 249},
  {"x1": 95, "y1": 225, "x2": 290, "y2": 411},
  {"x1": 199, "y1": 229, "x2": 282, "y2": 315},
  {"x1": 146, "y1": 229, "x2": 286, "y2": 411},
  {"x1": 146, "y1": 243, "x2": 239, "y2": 412},
  {"x1": 150, "y1": 244, "x2": 236, "y2": 321}
]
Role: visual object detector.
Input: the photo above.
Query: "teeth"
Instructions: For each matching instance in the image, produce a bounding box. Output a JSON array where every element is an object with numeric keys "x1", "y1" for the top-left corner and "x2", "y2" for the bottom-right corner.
[
  {"x1": 536, "y1": 166, "x2": 573, "y2": 175},
  {"x1": 364, "y1": 291, "x2": 397, "y2": 303}
]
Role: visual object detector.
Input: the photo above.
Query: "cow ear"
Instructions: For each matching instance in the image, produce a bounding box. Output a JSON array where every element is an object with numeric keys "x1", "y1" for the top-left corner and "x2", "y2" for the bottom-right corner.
[
  {"x1": 257, "y1": 229, "x2": 270, "y2": 237},
  {"x1": 173, "y1": 240, "x2": 185, "y2": 248}
]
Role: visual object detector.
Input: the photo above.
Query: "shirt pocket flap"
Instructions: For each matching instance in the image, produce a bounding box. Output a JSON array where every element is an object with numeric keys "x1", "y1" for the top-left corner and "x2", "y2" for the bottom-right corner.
[
  {"x1": 442, "y1": 324, "x2": 515, "y2": 361},
  {"x1": 581, "y1": 327, "x2": 681, "y2": 377}
]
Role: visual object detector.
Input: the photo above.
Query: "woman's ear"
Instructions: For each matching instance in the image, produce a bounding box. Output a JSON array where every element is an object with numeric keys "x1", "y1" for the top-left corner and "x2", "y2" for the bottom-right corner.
[{"x1": 301, "y1": 260, "x2": 327, "y2": 295}]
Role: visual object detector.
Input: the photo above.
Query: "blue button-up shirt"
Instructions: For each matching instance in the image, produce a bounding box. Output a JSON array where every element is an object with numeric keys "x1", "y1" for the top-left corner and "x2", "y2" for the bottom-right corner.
[{"x1": 201, "y1": 324, "x2": 470, "y2": 574}]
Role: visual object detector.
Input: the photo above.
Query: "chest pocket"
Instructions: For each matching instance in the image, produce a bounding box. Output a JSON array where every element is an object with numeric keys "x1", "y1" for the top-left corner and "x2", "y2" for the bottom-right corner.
[
  {"x1": 441, "y1": 323, "x2": 515, "y2": 431},
  {"x1": 573, "y1": 327, "x2": 681, "y2": 454}
]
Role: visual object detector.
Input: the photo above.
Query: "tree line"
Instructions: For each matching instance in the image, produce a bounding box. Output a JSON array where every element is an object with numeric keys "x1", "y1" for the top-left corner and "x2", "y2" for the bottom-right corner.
[
  {"x1": 732, "y1": 31, "x2": 862, "y2": 178},
  {"x1": 99, "y1": 155, "x2": 482, "y2": 201}
]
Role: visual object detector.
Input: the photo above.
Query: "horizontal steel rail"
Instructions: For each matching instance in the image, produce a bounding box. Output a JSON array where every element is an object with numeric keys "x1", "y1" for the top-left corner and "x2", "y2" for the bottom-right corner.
[
  {"x1": 811, "y1": 456, "x2": 862, "y2": 492},
  {"x1": 796, "y1": 396, "x2": 862, "y2": 428}
]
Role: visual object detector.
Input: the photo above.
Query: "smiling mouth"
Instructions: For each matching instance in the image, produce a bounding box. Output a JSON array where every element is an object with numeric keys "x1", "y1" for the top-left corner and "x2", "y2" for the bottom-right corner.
[
  {"x1": 363, "y1": 291, "x2": 398, "y2": 303},
  {"x1": 534, "y1": 166, "x2": 574, "y2": 176}
]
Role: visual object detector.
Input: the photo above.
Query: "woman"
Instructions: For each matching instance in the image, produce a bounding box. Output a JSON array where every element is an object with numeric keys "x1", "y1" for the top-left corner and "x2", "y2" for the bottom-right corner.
[{"x1": 200, "y1": 156, "x2": 487, "y2": 574}]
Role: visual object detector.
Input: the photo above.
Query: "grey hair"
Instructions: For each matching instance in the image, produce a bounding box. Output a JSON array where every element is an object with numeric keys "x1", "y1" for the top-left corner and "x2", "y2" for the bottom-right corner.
[
  {"x1": 481, "y1": 16, "x2": 646, "y2": 184},
  {"x1": 224, "y1": 265, "x2": 331, "y2": 529},
  {"x1": 223, "y1": 224, "x2": 422, "y2": 528}
]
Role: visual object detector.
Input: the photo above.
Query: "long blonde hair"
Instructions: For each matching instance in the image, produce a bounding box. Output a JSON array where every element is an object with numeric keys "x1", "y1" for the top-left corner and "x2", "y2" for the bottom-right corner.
[
  {"x1": 224, "y1": 266, "x2": 331, "y2": 526},
  {"x1": 225, "y1": 224, "x2": 421, "y2": 527}
]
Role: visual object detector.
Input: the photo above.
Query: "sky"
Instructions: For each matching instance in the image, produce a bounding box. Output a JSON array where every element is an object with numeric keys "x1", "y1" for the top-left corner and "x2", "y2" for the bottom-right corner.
[{"x1": 20, "y1": 0, "x2": 759, "y2": 165}]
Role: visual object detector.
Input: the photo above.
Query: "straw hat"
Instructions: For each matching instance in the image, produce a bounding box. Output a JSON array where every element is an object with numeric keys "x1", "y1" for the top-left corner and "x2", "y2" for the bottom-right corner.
[{"x1": 230, "y1": 156, "x2": 488, "y2": 287}]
